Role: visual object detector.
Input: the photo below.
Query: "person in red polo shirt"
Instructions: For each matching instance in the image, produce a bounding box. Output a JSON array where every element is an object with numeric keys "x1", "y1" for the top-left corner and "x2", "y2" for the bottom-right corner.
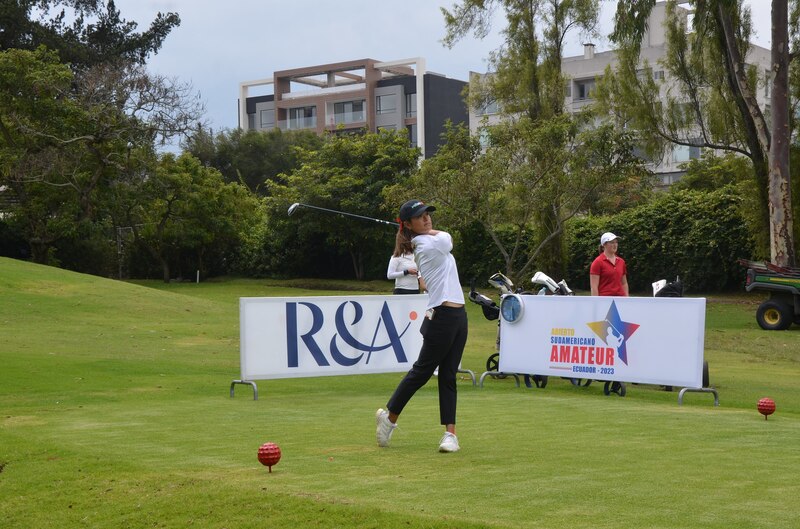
[{"x1": 590, "y1": 232, "x2": 629, "y2": 296}]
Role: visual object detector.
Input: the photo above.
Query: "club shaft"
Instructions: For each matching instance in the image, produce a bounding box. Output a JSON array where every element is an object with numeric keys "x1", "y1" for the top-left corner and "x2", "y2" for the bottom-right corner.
[{"x1": 293, "y1": 203, "x2": 399, "y2": 226}]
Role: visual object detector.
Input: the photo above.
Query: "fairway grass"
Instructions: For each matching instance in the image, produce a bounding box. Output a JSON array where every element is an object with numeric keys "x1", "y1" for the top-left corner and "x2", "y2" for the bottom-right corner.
[{"x1": 1, "y1": 257, "x2": 799, "y2": 528}]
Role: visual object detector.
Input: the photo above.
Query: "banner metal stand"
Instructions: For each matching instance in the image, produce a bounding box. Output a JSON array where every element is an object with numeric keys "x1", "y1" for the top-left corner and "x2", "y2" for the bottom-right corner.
[
  {"x1": 458, "y1": 368, "x2": 477, "y2": 386},
  {"x1": 677, "y1": 387, "x2": 719, "y2": 406},
  {"x1": 230, "y1": 379, "x2": 258, "y2": 400}
]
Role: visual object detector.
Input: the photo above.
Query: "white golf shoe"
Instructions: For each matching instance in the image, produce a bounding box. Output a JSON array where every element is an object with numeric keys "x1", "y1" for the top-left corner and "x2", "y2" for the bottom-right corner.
[
  {"x1": 375, "y1": 408, "x2": 396, "y2": 447},
  {"x1": 438, "y1": 432, "x2": 460, "y2": 453}
]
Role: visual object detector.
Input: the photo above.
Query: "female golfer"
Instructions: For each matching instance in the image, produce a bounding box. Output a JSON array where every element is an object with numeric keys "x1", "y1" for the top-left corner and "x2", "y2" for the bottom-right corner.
[
  {"x1": 376, "y1": 199, "x2": 467, "y2": 453},
  {"x1": 386, "y1": 233, "x2": 423, "y2": 294},
  {"x1": 590, "y1": 232, "x2": 629, "y2": 296}
]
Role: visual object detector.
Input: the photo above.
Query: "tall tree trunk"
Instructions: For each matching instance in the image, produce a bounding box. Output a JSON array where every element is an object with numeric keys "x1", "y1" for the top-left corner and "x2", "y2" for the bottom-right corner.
[
  {"x1": 29, "y1": 239, "x2": 50, "y2": 264},
  {"x1": 161, "y1": 258, "x2": 171, "y2": 283},
  {"x1": 768, "y1": 0, "x2": 795, "y2": 266},
  {"x1": 350, "y1": 249, "x2": 364, "y2": 281},
  {"x1": 713, "y1": 3, "x2": 772, "y2": 253}
]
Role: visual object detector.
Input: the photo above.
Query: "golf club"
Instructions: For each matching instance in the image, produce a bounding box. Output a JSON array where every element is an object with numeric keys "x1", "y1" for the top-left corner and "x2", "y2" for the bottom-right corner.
[{"x1": 287, "y1": 202, "x2": 399, "y2": 227}]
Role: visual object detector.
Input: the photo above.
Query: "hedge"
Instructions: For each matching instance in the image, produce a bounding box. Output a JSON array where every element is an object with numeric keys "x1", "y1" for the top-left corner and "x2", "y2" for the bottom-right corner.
[{"x1": 565, "y1": 186, "x2": 756, "y2": 293}]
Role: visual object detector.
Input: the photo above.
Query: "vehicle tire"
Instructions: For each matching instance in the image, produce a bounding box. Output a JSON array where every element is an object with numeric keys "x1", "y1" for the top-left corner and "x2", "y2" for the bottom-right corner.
[
  {"x1": 702, "y1": 361, "x2": 710, "y2": 388},
  {"x1": 568, "y1": 378, "x2": 592, "y2": 387},
  {"x1": 756, "y1": 300, "x2": 793, "y2": 330}
]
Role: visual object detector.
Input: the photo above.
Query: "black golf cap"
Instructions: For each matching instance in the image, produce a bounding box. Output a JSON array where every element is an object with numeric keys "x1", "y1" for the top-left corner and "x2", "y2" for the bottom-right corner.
[{"x1": 399, "y1": 199, "x2": 436, "y2": 221}]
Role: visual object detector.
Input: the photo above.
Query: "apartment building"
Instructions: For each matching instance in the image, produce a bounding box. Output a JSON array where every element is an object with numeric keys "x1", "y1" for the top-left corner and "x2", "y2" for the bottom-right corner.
[
  {"x1": 470, "y1": 1, "x2": 772, "y2": 186},
  {"x1": 238, "y1": 58, "x2": 468, "y2": 159}
]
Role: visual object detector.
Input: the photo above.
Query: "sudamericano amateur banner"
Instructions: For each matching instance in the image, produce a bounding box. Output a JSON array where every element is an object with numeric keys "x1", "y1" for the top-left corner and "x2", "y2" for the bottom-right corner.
[
  {"x1": 499, "y1": 296, "x2": 707, "y2": 388},
  {"x1": 240, "y1": 295, "x2": 427, "y2": 380}
]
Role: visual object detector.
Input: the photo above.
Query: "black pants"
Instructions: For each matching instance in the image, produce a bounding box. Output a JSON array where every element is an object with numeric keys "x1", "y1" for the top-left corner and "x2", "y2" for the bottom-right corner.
[
  {"x1": 387, "y1": 305, "x2": 468, "y2": 425},
  {"x1": 394, "y1": 288, "x2": 420, "y2": 294}
]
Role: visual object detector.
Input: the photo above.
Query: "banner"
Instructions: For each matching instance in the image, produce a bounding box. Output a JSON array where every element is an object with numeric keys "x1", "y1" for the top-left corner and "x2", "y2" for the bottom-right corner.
[
  {"x1": 239, "y1": 295, "x2": 427, "y2": 380},
  {"x1": 499, "y1": 296, "x2": 706, "y2": 388}
]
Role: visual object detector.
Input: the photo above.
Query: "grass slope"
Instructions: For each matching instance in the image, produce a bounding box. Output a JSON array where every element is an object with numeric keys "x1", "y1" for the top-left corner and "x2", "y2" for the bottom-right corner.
[{"x1": 1, "y1": 257, "x2": 798, "y2": 528}]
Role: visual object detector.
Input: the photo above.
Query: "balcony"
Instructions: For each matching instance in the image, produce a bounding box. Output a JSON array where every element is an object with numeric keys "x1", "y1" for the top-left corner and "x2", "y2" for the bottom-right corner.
[
  {"x1": 278, "y1": 116, "x2": 317, "y2": 131},
  {"x1": 329, "y1": 112, "x2": 365, "y2": 126}
]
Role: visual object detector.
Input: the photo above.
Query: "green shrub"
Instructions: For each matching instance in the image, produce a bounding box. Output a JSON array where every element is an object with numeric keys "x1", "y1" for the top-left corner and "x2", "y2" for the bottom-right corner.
[{"x1": 566, "y1": 187, "x2": 755, "y2": 293}]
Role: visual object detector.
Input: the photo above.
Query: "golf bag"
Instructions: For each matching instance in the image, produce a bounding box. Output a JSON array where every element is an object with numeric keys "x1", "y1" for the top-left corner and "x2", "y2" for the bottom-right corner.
[
  {"x1": 468, "y1": 271, "x2": 575, "y2": 389},
  {"x1": 653, "y1": 276, "x2": 684, "y2": 298}
]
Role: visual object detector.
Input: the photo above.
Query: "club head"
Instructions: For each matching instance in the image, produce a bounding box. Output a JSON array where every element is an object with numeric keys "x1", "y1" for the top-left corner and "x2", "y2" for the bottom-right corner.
[
  {"x1": 652, "y1": 279, "x2": 667, "y2": 297},
  {"x1": 531, "y1": 271, "x2": 559, "y2": 293},
  {"x1": 287, "y1": 203, "x2": 300, "y2": 216},
  {"x1": 488, "y1": 272, "x2": 514, "y2": 295}
]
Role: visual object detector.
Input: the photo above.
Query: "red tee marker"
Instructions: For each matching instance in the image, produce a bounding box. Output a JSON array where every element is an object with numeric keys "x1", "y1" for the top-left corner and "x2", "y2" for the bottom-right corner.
[
  {"x1": 258, "y1": 442, "x2": 282, "y2": 472},
  {"x1": 757, "y1": 398, "x2": 776, "y2": 420}
]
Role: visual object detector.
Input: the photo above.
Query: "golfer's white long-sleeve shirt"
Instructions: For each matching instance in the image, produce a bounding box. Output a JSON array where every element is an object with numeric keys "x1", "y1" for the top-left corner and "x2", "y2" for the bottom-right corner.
[
  {"x1": 387, "y1": 253, "x2": 420, "y2": 291},
  {"x1": 412, "y1": 231, "x2": 464, "y2": 310}
]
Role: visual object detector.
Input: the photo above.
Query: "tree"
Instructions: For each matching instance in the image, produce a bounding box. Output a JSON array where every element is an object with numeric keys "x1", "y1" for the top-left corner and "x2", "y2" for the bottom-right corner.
[
  {"x1": 183, "y1": 127, "x2": 323, "y2": 195},
  {"x1": 0, "y1": 47, "x2": 204, "y2": 266},
  {"x1": 602, "y1": 0, "x2": 797, "y2": 266},
  {"x1": 267, "y1": 130, "x2": 420, "y2": 280},
  {"x1": 443, "y1": 0, "x2": 600, "y2": 119},
  {"x1": 672, "y1": 151, "x2": 753, "y2": 192},
  {"x1": 389, "y1": 118, "x2": 647, "y2": 285},
  {"x1": 118, "y1": 153, "x2": 260, "y2": 282},
  {"x1": 0, "y1": 0, "x2": 180, "y2": 70},
  {"x1": 437, "y1": 0, "x2": 650, "y2": 281},
  {"x1": 0, "y1": 47, "x2": 87, "y2": 263}
]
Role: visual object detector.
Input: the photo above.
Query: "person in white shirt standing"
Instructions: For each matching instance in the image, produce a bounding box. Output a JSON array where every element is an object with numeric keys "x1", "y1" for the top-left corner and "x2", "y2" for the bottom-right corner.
[
  {"x1": 386, "y1": 233, "x2": 423, "y2": 294},
  {"x1": 376, "y1": 199, "x2": 467, "y2": 453}
]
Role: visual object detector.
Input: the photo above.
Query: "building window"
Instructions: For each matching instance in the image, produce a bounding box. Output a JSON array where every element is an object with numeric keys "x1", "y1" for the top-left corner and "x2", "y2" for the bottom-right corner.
[
  {"x1": 406, "y1": 123, "x2": 417, "y2": 146},
  {"x1": 333, "y1": 100, "x2": 365, "y2": 124},
  {"x1": 376, "y1": 94, "x2": 397, "y2": 114},
  {"x1": 260, "y1": 109, "x2": 275, "y2": 129},
  {"x1": 478, "y1": 128, "x2": 491, "y2": 149},
  {"x1": 661, "y1": 173, "x2": 681, "y2": 186},
  {"x1": 477, "y1": 99, "x2": 499, "y2": 116},
  {"x1": 638, "y1": 68, "x2": 665, "y2": 82},
  {"x1": 405, "y1": 93, "x2": 417, "y2": 117},
  {"x1": 247, "y1": 114, "x2": 255, "y2": 130},
  {"x1": 673, "y1": 142, "x2": 701, "y2": 163},
  {"x1": 575, "y1": 79, "x2": 596, "y2": 100},
  {"x1": 288, "y1": 106, "x2": 316, "y2": 129}
]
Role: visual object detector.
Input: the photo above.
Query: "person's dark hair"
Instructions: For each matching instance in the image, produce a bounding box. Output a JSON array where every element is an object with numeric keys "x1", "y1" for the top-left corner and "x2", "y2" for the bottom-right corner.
[{"x1": 393, "y1": 226, "x2": 415, "y2": 257}]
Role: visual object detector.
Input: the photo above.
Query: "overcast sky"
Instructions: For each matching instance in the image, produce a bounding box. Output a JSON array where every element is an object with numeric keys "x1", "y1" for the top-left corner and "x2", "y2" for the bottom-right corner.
[{"x1": 111, "y1": 0, "x2": 772, "y2": 139}]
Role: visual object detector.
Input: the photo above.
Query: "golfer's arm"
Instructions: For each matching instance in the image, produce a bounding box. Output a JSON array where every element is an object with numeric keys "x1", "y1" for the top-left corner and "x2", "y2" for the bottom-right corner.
[
  {"x1": 387, "y1": 257, "x2": 403, "y2": 280},
  {"x1": 621, "y1": 275, "x2": 629, "y2": 296},
  {"x1": 589, "y1": 274, "x2": 599, "y2": 296}
]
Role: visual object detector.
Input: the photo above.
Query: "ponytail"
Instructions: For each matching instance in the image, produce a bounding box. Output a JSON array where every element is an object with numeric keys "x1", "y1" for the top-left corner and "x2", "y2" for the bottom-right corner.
[{"x1": 392, "y1": 224, "x2": 415, "y2": 257}]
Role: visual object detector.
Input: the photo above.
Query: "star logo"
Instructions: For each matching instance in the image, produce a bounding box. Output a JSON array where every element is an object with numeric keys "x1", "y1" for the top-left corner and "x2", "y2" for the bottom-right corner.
[{"x1": 587, "y1": 301, "x2": 640, "y2": 365}]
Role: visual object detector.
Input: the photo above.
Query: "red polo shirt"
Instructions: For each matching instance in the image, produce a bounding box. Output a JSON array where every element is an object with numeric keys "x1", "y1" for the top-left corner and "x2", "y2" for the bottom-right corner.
[{"x1": 590, "y1": 254, "x2": 627, "y2": 296}]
